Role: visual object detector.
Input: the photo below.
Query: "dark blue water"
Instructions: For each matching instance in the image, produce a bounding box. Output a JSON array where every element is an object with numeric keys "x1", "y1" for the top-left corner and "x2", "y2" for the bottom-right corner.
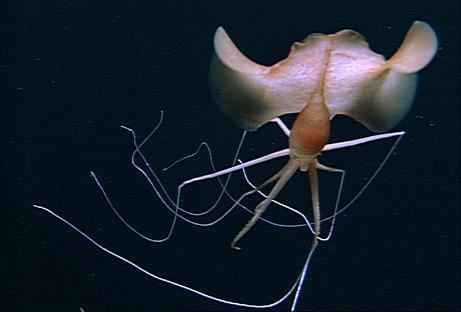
[{"x1": 3, "y1": 1, "x2": 459, "y2": 311}]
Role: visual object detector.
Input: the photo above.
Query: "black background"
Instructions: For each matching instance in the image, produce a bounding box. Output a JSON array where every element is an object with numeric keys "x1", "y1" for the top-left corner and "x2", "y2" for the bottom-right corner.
[{"x1": 2, "y1": 1, "x2": 459, "y2": 311}]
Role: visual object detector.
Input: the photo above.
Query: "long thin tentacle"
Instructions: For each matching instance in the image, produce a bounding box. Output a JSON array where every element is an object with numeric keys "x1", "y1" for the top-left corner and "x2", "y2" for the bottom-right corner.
[{"x1": 231, "y1": 160, "x2": 299, "y2": 249}]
